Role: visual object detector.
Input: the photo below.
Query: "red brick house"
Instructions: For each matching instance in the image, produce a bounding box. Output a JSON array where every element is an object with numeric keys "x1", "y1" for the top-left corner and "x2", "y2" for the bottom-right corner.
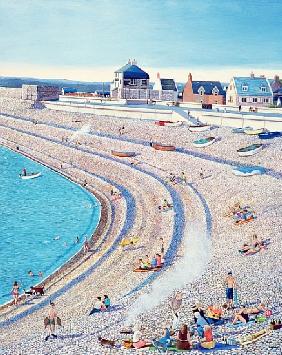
[{"x1": 182, "y1": 73, "x2": 225, "y2": 104}]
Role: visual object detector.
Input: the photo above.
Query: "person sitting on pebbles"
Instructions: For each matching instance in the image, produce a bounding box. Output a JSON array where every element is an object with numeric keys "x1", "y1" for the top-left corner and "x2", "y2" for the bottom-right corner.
[
  {"x1": 200, "y1": 325, "x2": 215, "y2": 349},
  {"x1": 138, "y1": 258, "x2": 148, "y2": 270},
  {"x1": 89, "y1": 296, "x2": 105, "y2": 315},
  {"x1": 132, "y1": 324, "x2": 152, "y2": 349}
]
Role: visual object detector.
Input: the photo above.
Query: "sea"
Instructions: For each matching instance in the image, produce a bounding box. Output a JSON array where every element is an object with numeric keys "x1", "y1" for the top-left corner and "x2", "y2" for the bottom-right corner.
[{"x1": 0, "y1": 146, "x2": 101, "y2": 305}]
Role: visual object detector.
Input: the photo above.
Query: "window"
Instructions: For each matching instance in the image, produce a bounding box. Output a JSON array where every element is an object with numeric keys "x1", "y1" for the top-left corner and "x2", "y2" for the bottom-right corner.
[
  {"x1": 131, "y1": 78, "x2": 137, "y2": 85},
  {"x1": 141, "y1": 79, "x2": 147, "y2": 86},
  {"x1": 263, "y1": 98, "x2": 269, "y2": 103},
  {"x1": 242, "y1": 85, "x2": 248, "y2": 92},
  {"x1": 261, "y1": 86, "x2": 266, "y2": 92},
  {"x1": 212, "y1": 87, "x2": 219, "y2": 96},
  {"x1": 242, "y1": 98, "x2": 247, "y2": 102},
  {"x1": 198, "y1": 86, "x2": 205, "y2": 96},
  {"x1": 253, "y1": 98, "x2": 257, "y2": 103}
]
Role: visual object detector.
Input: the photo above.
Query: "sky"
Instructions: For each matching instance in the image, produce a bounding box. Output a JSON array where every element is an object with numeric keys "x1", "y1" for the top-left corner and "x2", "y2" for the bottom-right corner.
[{"x1": 0, "y1": 0, "x2": 281, "y2": 82}]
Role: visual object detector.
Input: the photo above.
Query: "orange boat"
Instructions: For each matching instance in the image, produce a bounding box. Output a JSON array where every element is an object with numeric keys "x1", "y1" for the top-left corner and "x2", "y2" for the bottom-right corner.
[
  {"x1": 152, "y1": 143, "x2": 176, "y2": 151},
  {"x1": 111, "y1": 150, "x2": 136, "y2": 157}
]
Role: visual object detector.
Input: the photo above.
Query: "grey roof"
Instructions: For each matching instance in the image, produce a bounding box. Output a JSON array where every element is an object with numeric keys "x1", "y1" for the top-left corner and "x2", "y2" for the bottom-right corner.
[
  {"x1": 160, "y1": 79, "x2": 177, "y2": 91},
  {"x1": 115, "y1": 64, "x2": 149, "y2": 79},
  {"x1": 192, "y1": 81, "x2": 225, "y2": 95}
]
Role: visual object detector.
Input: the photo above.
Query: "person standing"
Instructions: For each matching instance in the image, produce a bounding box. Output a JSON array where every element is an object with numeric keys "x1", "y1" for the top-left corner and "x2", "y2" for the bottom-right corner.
[
  {"x1": 225, "y1": 271, "x2": 236, "y2": 308},
  {"x1": 11, "y1": 281, "x2": 20, "y2": 305},
  {"x1": 45, "y1": 302, "x2": 59, "y2": 340}
]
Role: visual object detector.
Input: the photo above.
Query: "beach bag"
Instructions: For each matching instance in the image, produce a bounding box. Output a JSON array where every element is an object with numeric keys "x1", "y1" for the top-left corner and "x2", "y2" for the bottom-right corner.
[{"x1": 123, "y1": 340, "x2": 133, "y2": 349}]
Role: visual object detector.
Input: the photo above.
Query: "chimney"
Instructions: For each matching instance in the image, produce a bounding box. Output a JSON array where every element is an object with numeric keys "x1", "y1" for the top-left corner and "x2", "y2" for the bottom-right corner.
[
  {"x1": 188, "y1": 72, "x2": 192, "y2": 82},
  {"x1": 157, "y1": 72, "x2": 160, "y2": 79},
  {"x1": 250, "y1": 72, "x2": 255, "y2": 78},
  {"x1": 274, "y1": 75, "x2": 280, "y2": 82}
]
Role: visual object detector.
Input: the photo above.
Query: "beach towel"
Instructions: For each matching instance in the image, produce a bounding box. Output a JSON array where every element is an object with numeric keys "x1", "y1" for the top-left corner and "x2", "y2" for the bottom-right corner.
[{"x1": 196, "y1": 342, "x2": 240, "y2": 352}]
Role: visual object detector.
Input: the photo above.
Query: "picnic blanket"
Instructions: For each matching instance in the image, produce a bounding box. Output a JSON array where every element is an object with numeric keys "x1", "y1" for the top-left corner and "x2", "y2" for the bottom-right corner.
[{"x1": 149, "y1": 342, "x2": 239, "y2": 353}]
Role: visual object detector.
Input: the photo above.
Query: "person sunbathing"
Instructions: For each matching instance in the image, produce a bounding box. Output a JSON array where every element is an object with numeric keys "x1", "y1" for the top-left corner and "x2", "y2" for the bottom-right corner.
[
  {"x1": 132, "y1": 324, "x2": 151, "y2": 349},
  {"x1": 162, "y1": 199, "x2": 173, "y2": 209},
  {"x1": 232, "y1": 304, "x2": 266, "y2": 324}
]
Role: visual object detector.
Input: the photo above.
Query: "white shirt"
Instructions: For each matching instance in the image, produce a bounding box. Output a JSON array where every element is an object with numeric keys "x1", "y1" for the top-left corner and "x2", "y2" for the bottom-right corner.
[{"x1": 133, "y1": 330, "x2": 142, "y2": 343}]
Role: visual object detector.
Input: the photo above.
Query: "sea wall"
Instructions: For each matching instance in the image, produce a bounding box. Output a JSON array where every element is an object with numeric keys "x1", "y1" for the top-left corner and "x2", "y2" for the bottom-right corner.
[{"x1": 45, "y1": 101, "x2": 182, "y2": 122}]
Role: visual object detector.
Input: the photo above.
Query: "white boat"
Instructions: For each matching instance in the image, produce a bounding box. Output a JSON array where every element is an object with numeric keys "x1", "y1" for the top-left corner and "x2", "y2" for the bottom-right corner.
[
  {"x1": 192, "y1": 137, "x2": 216, "y2": 147},
  {"x1": 237, "y1": 144, "x2": 263, "y2": 157},
  {"x1": 232, "y1": 166, "x2": 265, "y2": 176},
  {"x1": 244, "y1": 128, "x2": 265, "y2": 135},
  {"x1": 189, "y1": 125, "x2": 210, "y2": 132},
  {"x1": 20, "y1": 172, "x2": 42, "y2": 180}
]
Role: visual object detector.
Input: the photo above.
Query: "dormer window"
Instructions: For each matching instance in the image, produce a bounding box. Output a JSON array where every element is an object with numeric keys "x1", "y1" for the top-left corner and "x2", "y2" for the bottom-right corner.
[
  {"x1": 260, "y1": 86, "x2": 266, "y2": 92},
  {"x1": 242, "y1": 84, "x2": 248, "y2": 92},
  {"x1": 198, "y1": 86, "x2": 205, "y2": 96},
  {"x1": 212, "y1": 86, "x2": 219, "y2": 96}
]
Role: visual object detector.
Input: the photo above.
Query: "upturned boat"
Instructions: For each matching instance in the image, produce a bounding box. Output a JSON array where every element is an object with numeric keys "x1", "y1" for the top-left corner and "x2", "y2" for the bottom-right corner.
[
  {"x1": 244, "y1": 128, "x2": 265, "y2": 135},
  {"x1": 237, "y1": 143, "x2": 263, "y2": 157},
  {"x1": 152, "y1": 143, "x2": 176, "y2": 151},
  {"x1": 258, "y1": 131, "x2": 281, "y2": 139},
  {"x1": 232, "y1": 127, "x2": 252, "y2": 134},
  {"x1": 188, "y1": 125, "x2": 210, "y2": 132},
  {"x1": 232, "y1": 166, "x2": 265, "y2": 176},
  {"x1": 192, "y1": 137, "x2": 216, "y2": 148},
  {"x1": 111, "y1": 150, "x2": 136, "y2": 157},
  {"x1": 20, "y1": 172, "x2": 42, "y2": 180}
]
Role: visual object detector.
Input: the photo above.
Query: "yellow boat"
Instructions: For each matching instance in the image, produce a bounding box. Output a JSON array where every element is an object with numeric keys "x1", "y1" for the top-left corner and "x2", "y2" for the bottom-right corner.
[
  {"x1": 244, "y1": 128, "x2": 265, "y2": 135},
  {"x1": 120, "y1": 236, "x2": 140, "y2": 247}
]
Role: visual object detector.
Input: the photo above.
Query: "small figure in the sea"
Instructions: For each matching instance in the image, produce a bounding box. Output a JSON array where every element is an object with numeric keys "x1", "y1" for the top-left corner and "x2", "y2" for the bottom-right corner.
[
  {"x1": 22, "y1": 168, "x2": 27, "y2": 176},
  {"x1": 28, "y1": 270, "x2": 34, "y2": 277},
  {"x1": 53, "y1": 236, "x2": 60, "y2": 240},
  {"x1": 63, "y1": 241, "x2": 68, "y2": 248},
  {"x1": 38, "y1": 271, "x2": 43, "y2": 278},
  {"x1": 75, "y1": 236, "x2": 80, "y2": 244},
  {"x1": 11, "y1": 281, "x2": 20, "y2": 305}
]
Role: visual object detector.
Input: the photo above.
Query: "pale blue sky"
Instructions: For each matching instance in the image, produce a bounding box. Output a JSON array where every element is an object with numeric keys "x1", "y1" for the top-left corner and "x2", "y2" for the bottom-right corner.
[{"x1": 0, "y1": 0, "x2": 281, "y2": 80}]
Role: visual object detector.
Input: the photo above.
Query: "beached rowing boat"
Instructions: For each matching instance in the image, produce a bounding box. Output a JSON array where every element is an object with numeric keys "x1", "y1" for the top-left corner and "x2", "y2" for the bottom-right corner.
[
  {"x1": 155, "y1": 121, "x2": 183, "y2": 127},
  {"x1": 237, "y1": 144, "x2": 263, "y2": 157},
  {"x1": 244, "y1": 128, "x2": 265, "y2": 135},
  {"x1": 192, "y1": 137, "x2": 216, "y2": 148},
  {"x1": 232, "y1": 127, "x2": 252, "y2": 134},
  {"x1": 232, "y1": 166, "x2": 265, "y2": 176},
  {"x1": 20, "y1": 172, "x2": 42, "y2": 180},
  {"x1": 189, "y1": 125, "x2": 210, "y2": 132},
  {"x1": 152, "y1": 143, "x2": 176, "y2": 151},
  {"x1": 111, "y1": 150, "x2": 136, "y2": 158},
  {"x1": 258, "y1": 131, "x2": 281, "y2": 139}
]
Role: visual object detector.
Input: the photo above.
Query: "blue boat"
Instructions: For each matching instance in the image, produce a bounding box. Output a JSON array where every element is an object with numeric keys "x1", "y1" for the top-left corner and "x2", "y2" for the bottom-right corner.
[
  {"x1": 232, "y1": 166, "x2": 266, "y2": 176},
  {"x1": 258, "y1": 131, "x2": 281, "y2": 140}
]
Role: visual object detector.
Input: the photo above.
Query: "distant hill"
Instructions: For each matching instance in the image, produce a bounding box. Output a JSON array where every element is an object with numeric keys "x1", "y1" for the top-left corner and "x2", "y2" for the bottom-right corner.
[{"x1": 0, "y1": 76, "x2": 111, "y2": 93}]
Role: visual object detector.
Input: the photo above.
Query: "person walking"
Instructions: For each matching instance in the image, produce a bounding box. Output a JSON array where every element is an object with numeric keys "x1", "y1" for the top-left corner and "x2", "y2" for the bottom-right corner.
[
  {"x1": 11, "y1": 281, "x2": 20, "y2": 305},
  {"x1": 44, "y1": 302, "x2": 60, "y2": 340}
]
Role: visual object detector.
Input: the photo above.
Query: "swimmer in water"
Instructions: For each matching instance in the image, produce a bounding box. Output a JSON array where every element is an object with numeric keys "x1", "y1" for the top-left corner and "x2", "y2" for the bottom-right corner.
[
  {"x1": 38, "y1": 271, "x2": 43, "y2": 278},
  {"x1": 28, "y1": 270, "x2": 34, "y2": 277},
  {"x1": 53, "y1": 236, "x2": 60, "y2": 240}
]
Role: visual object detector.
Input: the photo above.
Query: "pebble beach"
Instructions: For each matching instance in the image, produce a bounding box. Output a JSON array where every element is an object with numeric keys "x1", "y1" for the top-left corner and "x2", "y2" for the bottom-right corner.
[{"x1": 0, "y1": 97, "x2": 281, "y2": 355}]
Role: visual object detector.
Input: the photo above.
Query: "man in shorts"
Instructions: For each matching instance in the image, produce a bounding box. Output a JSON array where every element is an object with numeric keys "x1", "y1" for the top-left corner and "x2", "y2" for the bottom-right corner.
[{"x1": 225, "y1": 271, "x2": 236, "y2": 308}]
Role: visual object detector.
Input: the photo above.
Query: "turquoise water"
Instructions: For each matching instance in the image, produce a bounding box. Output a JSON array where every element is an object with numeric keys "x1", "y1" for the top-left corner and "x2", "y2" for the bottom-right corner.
[{"x1": 0, "y1": 146, "x2": 101, "y2": 305}]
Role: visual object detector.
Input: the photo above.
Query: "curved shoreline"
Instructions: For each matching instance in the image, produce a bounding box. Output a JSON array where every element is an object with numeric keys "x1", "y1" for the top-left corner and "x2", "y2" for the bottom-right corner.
[{"x1": 0, "y1": 144, "x2": 110, "y2": 312}]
